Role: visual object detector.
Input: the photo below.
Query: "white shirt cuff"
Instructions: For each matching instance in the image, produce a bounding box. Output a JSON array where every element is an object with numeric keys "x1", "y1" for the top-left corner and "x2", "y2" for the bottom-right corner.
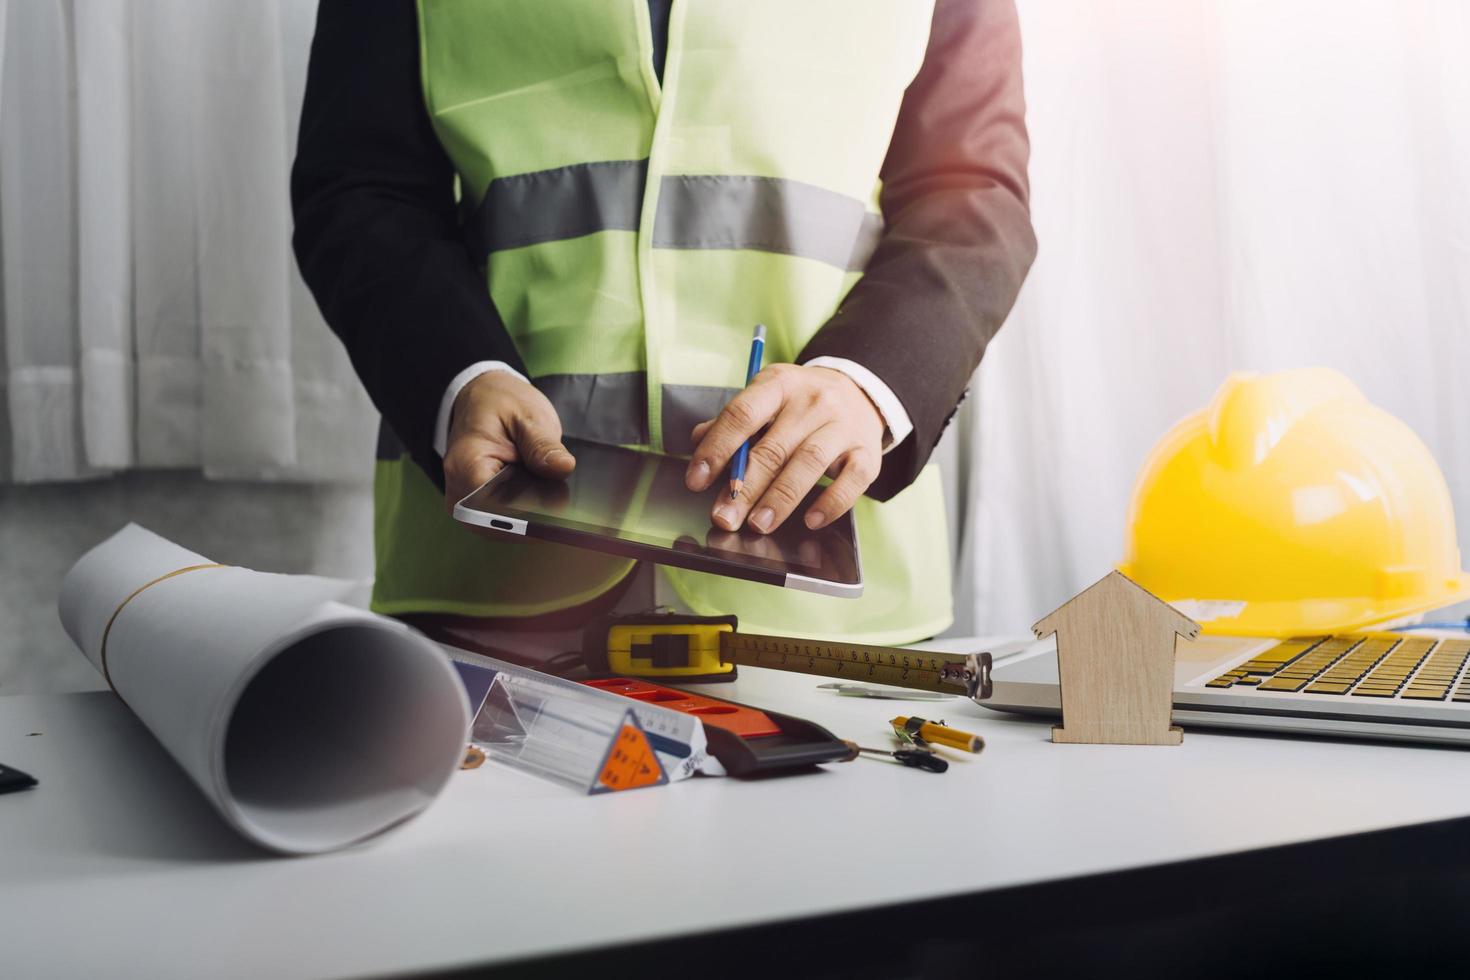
[
  {"x1": 434, "y1": 361, "x2": 529, "y2": 457},
  {"x1": 804, "y1": 356, "x2": 913, "y2": 454}
]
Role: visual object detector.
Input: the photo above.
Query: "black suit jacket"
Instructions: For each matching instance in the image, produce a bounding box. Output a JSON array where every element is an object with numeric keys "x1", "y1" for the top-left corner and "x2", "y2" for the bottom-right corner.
[{"x1": 291, "y1": 0, "x2": 1036, "y2": 501}]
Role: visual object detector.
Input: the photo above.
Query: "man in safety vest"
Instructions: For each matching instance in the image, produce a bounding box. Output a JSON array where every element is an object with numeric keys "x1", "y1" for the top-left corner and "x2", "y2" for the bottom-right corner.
[{"x1": 292, "y1": 0, "x2": 1036, "y2": 646}]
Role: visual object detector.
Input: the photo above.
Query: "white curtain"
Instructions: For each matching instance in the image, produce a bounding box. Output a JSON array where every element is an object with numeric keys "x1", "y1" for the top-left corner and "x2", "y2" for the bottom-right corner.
[
  {"x1": 952, "y1": 0, "x2": 1470, "y2": 635},
  {"x1": 0, "y1": 0, "x2": 373, "y2": 483}
]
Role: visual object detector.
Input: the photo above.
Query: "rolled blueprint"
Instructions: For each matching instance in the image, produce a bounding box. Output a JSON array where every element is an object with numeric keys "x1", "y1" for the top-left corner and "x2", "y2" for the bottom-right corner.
[{"x1": 58, "y1": 524, "x2": 470, "y2": 855}]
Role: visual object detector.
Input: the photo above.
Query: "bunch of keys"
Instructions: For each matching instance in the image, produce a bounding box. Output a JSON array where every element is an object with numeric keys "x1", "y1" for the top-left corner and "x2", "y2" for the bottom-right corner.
[
  {"x1": 844, "y1": 716, "x2": 984, "y2": 774},
  {"x1": 846, "y1": 742, "x2": 950, "y2": 773}
]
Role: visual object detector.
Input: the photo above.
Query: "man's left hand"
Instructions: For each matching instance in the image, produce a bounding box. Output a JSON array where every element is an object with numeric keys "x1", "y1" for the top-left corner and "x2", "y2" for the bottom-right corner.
[{"x1": 685, "y1": 364, "x2": 885, "y2": 534}]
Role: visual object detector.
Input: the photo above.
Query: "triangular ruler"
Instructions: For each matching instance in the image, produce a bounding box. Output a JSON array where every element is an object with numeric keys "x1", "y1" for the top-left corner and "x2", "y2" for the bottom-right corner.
[{"x1": 590, "y1": 709, "x2": 669, "y2": 793}]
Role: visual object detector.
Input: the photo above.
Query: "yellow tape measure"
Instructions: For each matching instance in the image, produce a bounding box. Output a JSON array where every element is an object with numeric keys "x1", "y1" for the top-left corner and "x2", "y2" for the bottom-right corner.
[{"x1": 586, "y1": 613, "x2": 992, "y2": 702}]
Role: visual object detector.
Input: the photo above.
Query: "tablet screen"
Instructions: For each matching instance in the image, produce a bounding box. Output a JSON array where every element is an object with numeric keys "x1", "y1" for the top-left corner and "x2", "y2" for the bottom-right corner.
[{"x1": 454, "y1": 438, "x2": 861, "y2": 591}]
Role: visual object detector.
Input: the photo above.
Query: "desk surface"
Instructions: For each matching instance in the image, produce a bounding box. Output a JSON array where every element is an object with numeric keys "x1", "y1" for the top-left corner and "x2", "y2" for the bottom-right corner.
[{"x1": 6, "y1": 657, "x2": 1470, "y2": 979}]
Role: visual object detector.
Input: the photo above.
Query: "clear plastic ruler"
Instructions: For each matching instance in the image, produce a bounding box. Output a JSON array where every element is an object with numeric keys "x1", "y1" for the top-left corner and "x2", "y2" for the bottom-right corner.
[{"x1": 444, "y1": 647, "x2": 720, "y2": 791}]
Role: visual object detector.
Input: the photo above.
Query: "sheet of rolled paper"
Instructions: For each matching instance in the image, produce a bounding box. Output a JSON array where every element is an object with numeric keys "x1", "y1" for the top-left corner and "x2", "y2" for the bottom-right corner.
[{"x1": 58, "y1": 524, "x2": 469, "y2": 854}]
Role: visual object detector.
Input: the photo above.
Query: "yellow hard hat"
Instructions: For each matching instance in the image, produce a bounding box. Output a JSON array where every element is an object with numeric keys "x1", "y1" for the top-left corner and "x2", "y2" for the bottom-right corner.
[{"x1": 1119, "y1": 367, "x2": 1470, "y2": 637}]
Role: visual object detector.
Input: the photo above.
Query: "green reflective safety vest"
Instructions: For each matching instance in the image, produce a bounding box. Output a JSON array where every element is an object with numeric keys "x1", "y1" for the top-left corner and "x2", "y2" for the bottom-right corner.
[{"x1": 375, "y1": 0, "x2": 951, "y2": 644}]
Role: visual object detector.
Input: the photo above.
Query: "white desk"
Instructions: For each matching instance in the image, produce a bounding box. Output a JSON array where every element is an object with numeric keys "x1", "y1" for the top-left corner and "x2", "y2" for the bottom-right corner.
[{"x1": 5, "y1": 663, "x2": 1470, "y2": 979}]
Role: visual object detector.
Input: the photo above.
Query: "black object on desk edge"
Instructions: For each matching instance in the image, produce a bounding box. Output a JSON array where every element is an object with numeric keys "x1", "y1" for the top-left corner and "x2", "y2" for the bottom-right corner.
[{"x1": 0, "y1": 762, "x2": 38, "y2": 794}]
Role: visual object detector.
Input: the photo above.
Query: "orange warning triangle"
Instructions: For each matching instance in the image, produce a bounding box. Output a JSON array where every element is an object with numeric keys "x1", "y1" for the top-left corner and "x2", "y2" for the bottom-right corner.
[{"x1": 594, "y1": 720, "x2": 666, "y2": 792}]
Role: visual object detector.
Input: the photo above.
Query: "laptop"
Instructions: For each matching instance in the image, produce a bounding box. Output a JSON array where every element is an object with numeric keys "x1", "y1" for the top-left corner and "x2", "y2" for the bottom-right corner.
[{"x1": 982, "y1": 631, "x2": 1470, "y2": 746}]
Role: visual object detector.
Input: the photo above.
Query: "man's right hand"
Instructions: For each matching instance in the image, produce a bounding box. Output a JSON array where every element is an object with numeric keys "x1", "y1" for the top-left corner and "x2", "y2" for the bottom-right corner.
[{"x1": 442, "y1": 372, "x2": 575, "y2": 514}]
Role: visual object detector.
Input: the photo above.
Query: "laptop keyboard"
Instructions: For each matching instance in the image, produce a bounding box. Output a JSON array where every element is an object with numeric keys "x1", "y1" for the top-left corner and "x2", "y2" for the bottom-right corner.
[{"x1": 1204, "y1": 635, "x2": 1470, "y2": 701}]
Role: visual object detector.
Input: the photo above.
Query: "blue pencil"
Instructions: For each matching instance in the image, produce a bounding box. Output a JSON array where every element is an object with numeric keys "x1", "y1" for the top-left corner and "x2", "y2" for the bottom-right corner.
[{"x1": 729, "y1": 324, "x2": 767, "y2": 500}]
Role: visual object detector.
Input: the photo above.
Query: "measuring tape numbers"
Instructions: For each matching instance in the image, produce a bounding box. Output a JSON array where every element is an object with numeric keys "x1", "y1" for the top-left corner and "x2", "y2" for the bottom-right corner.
[{"x1": 590, "y1": 613, "x2": 993, "y2": 703}]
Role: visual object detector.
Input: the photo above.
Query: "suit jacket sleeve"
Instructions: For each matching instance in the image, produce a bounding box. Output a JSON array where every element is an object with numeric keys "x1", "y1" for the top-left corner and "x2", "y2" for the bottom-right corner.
[
  {"x1": 290, "y1": 0, "x2": 526, "y2": 489},
  {"x1": 797, "y1": 0, "x2": 1038, "y2": 501}
]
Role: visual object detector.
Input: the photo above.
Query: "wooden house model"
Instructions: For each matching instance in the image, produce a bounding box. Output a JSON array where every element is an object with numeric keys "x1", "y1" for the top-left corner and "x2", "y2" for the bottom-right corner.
[{"x1": 1032, "y1": 570, "x2": 1201, "y2": 746}]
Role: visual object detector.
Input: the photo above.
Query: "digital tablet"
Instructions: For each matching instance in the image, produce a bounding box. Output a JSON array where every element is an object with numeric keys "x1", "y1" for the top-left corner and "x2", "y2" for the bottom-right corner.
[{"x1": 452, "y1": 438, "x2": 862, "y2": 597}]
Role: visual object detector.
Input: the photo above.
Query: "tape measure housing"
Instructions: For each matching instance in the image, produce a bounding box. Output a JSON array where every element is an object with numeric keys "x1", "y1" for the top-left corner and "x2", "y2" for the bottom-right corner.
[{"x1": 590, "y1": 613, "x2": 739, "y2": 682}]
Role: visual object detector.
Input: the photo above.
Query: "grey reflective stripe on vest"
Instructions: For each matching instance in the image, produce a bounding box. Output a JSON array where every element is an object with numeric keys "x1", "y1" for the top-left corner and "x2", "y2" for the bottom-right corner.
[
  {"x1": 537, "y1": 373, "x2": 648, "y2": 446},
  {"x1": 652, "y1": 175, "x2": 882, "y2": 272},
  {"x1": 659, "y1": 383, "x2": 739, "y2": 456},
  {"x1": 464, "y1": 160, "x2": 647, "y2": 259},
  {"x1": 374, "y1": 375, "x2": 738, "y2": 461},
  {"x1": 464, "y1": 161, "x2": 881, "y2": 271}
]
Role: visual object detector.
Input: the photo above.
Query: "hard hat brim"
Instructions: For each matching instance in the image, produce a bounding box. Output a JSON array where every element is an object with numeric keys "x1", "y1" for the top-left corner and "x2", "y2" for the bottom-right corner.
[{"x1": 1177, "y1": 572, "x2": 1470, "y2": 637}]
